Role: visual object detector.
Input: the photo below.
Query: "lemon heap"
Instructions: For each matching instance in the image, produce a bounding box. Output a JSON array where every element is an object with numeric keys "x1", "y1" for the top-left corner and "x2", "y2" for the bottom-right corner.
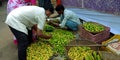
[
  {"x1": 83, "y1": 22, "x2": 105, "y2": 33},
  {"x1": 68, "y1": 46, "x2": 102, "y2": 60},
  {"x1": 44, "y1": 24, "x2": 55, "y2": 32},
  {"x1": 42, "y1": 29, "x2": 75, "y2": 55},
  {"x1": 27, "y1": 42, "x2": 53, "y2": 60},
  {"x1": 40, "y1": 24, "x2": 75, "y2": 55}
]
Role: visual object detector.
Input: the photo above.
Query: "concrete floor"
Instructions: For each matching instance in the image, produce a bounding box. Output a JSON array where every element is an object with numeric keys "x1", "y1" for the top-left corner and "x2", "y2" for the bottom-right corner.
[{"x1": 0, "y1": 1, "x2": 18, "y2": 60}]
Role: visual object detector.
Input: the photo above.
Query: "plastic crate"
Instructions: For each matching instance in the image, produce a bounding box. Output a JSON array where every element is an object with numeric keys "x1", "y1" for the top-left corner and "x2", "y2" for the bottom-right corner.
[{"x1": 79, "y1": 25, "x2": 110, "y2": 44}]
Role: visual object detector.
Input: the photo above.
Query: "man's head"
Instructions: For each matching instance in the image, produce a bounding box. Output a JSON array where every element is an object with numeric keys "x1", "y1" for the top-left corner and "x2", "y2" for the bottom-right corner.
[
  {"x1": 44, "y1": 4, "x2": 54, "y2": 17},
  {"x1": 55, "y1": 4, "x2": 65, "y2": 15}
]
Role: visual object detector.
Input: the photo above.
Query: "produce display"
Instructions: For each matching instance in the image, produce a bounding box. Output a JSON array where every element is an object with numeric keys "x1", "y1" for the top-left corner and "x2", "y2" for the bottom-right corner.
[
  {"x1": 68, "y1": 46, "x2": 102, "y2": 60},
  {"x1": 27, "y1": 24, "x2": 104, "y2": 60},
  {"x1": 39, "y1": 24, "x2": 75, "y2": 55},
  {"x1": 83, "y1": 22, "x2": 105, "y2": 33},
  {"x1": 44, "y1": 24, "x2": 55, "y2": 32},
  {"x1": 27, "y1": 42, "x2": 53, "y2": 60}
]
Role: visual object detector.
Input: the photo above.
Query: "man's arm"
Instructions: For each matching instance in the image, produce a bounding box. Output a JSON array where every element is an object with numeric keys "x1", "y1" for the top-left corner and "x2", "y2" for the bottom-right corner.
[
  {"x1": 37, "y1": 29, "x2": 52, "y2": 39},
  {"x1": 32, "y1": 24, "x2": 52, "y2": 39},
  {"x1": 59, "y1": 14, "x2": 70, "y2": 28}
]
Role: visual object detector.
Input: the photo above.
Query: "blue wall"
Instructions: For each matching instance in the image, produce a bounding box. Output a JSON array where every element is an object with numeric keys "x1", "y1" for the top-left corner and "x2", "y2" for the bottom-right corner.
[{"x1": 62, "y1": 0, "x2": 120, "y2": 15}]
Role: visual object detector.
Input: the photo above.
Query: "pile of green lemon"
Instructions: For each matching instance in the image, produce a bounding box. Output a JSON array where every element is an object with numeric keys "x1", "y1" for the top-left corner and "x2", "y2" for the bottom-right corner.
[
  {"x1": 27, "y1": 24, "x2": 75, "y2": 60},
  {"x1": 27, "y1": 42, "x2": 53, "y2": 60},
  {"x1": 83, "y1": 22, "x2": 105, "y2": 33},
  {"x1": 68, "y1": 46, "x2": 102, "y2": 60}
]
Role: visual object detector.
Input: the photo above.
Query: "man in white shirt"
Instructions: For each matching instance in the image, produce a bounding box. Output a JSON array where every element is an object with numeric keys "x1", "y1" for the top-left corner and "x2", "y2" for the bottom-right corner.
[
  {"x1": 49, "y1": 4, "x2": 81, "y2": 31},
  {"x1": 5, "y1": 5, "x2": 54, "y2": 60}
]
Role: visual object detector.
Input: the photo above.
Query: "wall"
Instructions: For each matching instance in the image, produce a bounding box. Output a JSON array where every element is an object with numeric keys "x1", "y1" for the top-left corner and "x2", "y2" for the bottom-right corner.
[{"x1": 61, "y1": 0, "x2": 120, "y2": 15}]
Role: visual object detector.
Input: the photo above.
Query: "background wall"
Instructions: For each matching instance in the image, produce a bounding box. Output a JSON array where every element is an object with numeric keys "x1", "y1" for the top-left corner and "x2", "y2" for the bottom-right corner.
[{"x1": 62, "y1": 0, "x2": 120, "y2": 15}]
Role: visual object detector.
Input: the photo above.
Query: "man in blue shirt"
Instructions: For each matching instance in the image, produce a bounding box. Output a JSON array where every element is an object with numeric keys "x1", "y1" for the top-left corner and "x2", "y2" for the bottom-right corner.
[{"x1": 49, "y1": 4, "x2": 81, "y2": 31}]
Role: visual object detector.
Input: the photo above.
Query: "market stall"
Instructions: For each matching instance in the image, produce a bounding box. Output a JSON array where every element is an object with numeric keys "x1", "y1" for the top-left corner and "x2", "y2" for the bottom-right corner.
[
  {"x1": 26, "y1": 0, "x2": 120, "y2": 60},
  {"x1": 26, "y1": 23, "x2": 120, "y2": 60}
]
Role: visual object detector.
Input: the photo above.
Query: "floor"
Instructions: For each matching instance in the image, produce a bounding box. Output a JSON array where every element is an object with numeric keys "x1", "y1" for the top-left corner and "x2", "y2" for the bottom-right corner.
[{"x1": 0, "y1": 1, "x2": 18, "y2": 60}]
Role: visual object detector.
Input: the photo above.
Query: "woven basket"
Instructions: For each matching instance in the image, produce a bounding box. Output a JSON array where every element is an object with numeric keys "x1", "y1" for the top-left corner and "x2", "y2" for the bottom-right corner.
[{"x1": 79, "y1": 24, "x2": 110, "y2": 44}]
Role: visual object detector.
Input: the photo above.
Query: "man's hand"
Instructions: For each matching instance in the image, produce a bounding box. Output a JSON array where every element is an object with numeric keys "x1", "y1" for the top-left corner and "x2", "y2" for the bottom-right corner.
[
  {"x1": 37, "y1": 29, "x2": 52, "y2": 39},
  {"x1": 32, "y1": 24, "x2": 37, "y2": 31}
]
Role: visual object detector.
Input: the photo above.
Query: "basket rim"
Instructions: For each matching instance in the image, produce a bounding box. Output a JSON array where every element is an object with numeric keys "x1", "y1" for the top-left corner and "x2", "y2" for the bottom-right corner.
[{"x1": 82, "y1": 21, "x2": 106, "y2": 34}]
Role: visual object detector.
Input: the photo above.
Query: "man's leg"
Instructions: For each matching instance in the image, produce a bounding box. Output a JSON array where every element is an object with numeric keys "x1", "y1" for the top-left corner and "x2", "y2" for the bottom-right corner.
[
  {"x1": 28, "y1": 30, "x2": 33, "y2": 44},
  {"x1": 66, "y1": 20, "x2": 79, "y2": 31},
  {"x1": 9, "y1": 26, "x2": 29, "y2": 60}
]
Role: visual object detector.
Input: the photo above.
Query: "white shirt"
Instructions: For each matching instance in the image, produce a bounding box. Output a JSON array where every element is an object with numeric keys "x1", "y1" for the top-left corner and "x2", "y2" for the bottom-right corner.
[
  {"x1": 5, "y1": 6, "x2": 46, "y2": 35},
  {"x1": 59, "y1": 9, "x2": 80, "y2": 28}
]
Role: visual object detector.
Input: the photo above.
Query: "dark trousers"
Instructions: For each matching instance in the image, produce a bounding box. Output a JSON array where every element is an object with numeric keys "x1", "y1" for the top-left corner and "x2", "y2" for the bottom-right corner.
[{"x1": 9, "y1": 26, "x2": 32, "y2": 60}]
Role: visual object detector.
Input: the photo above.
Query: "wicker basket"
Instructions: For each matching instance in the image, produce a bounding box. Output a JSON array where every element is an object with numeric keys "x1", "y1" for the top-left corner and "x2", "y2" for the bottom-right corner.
[{"x1": 79, "y1": 24, "x2": 110, "y2": 44}]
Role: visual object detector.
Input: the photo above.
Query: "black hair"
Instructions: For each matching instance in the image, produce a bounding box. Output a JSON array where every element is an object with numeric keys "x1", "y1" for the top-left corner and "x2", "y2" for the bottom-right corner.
[
  {"x1": 55, "y1": 4, "x2": 65, "y2": 11},
  {"x1": 43, "y1": 3, "x2": 54, "y2": 14}
]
